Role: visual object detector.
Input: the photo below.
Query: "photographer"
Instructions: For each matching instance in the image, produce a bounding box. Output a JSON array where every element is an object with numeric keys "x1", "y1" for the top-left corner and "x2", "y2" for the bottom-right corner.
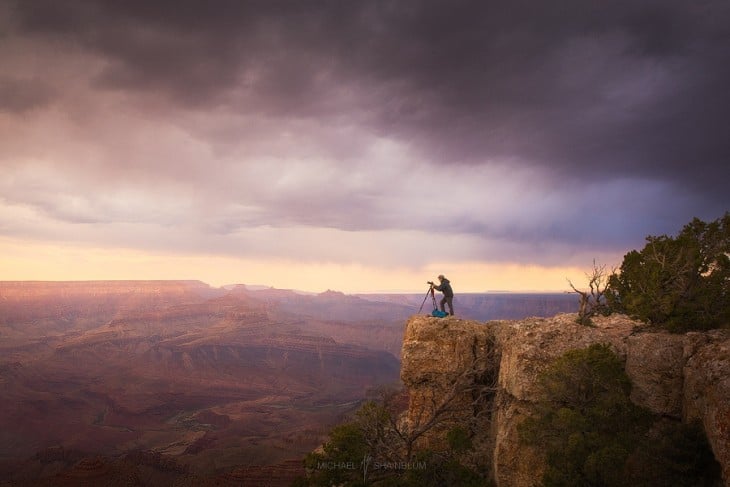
[{"x1": 428, "y1": 275, "x2": 454, "y2": 316}]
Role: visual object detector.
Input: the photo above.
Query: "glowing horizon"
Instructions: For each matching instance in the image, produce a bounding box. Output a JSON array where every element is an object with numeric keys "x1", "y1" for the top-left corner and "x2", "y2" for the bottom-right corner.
[{"x1": 0, "y1": 236, "x2": 604, "y2": 294}]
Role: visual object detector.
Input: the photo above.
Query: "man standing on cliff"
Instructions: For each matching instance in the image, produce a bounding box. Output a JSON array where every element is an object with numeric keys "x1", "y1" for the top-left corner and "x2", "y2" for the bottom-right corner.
[{"x1": 429, "y1": 275, "x2": 454, "y2": 316}]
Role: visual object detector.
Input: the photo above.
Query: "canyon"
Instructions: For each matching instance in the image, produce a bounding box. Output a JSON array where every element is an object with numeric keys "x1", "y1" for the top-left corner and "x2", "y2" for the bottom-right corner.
[
  {"x1": 0, "y1": 281, "x2": 578, "y2": 485},
  {"x1": 0, "y1": 281, "x2": 401, "y2": 484}
]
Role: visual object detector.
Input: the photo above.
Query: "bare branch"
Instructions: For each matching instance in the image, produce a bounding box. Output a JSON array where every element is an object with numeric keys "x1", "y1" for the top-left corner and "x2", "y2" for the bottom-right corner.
[{"x1": 568, "y1": 260, "x2": 613, "y2": 325}]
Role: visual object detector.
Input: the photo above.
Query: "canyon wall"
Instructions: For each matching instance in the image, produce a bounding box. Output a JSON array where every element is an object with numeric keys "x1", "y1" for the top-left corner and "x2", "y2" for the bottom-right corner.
[{"x1": 401, "y1": 314, "x2": 730, "y2": 486}]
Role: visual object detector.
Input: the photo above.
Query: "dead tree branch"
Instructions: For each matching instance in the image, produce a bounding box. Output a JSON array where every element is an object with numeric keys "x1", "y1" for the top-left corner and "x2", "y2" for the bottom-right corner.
[{"x1": 568, "y1": 259, "x2": 615, "y2": 325}]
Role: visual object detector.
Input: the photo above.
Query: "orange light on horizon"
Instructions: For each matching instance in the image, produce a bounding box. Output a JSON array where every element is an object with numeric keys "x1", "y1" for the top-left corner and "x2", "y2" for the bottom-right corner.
[{"x1": 0, "y1": 236, "x2": 602, "y2": 294}]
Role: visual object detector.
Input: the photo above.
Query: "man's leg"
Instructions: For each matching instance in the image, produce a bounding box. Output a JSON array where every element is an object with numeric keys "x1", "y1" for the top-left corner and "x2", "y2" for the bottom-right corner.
[
  {"x1": 440, "y1": 296, "x2": 447, "y2": 313},
  {"x1": 446, "y1": 296, "x2": 454, "y2": 315}
]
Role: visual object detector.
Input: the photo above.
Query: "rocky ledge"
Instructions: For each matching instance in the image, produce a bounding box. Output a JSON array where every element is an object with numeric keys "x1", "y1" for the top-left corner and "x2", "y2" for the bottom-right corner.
[{"x1": 400, "y1": 314, "x2": 730, "y2": 486}]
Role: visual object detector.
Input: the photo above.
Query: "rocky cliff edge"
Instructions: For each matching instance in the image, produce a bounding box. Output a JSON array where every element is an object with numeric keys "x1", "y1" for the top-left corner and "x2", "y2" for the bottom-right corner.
[{"x1": 400, "y1": 313, "x2": 730, "y2": 486}]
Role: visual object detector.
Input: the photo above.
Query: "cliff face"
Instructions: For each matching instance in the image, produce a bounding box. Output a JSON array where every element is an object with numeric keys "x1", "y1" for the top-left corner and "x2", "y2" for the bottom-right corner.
[{"x1": 400, "y1": 314, "x2": 730, "y2": 486}]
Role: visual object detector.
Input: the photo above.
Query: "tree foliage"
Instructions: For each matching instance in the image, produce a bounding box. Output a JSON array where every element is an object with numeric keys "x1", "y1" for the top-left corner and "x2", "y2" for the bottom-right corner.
[
  {"x1": 519, "y1": 344, "x2": 721, "y2": 486},
  {"x1": 520, "y1": 344, "x2": 651, "y2": 486},
  {"x1": 607, "y1": 213, "x2": 730, "y2": 331},
  {"x1": 298, "y1": 422, "x2": 369, "y2": 487},
  {"x1": 295, "y1": 385, "x2": 491, "y2": 486}
]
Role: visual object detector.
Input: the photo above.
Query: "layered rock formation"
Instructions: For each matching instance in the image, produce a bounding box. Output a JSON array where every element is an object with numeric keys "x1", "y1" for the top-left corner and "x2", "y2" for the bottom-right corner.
[{"x1": 401, "y1": 314, "x2": 730, "y2": 486}]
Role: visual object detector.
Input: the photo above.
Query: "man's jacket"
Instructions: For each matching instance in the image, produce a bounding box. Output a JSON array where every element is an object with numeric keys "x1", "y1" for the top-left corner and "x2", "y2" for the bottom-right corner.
[{"x1": 434, "y1": 279, "x2": 453, "y2": 297}]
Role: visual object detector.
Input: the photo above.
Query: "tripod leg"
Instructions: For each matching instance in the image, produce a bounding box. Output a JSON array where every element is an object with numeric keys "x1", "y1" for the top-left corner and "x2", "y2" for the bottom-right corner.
[{"x1": 417, "y1": 287, "x2": 431, "y2": 314}]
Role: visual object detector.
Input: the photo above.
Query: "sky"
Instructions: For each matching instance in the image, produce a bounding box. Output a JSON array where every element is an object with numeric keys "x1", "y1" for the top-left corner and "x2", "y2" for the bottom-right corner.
[{"x1": 0, "y1": 1, "x2": 728, "y2": 293}]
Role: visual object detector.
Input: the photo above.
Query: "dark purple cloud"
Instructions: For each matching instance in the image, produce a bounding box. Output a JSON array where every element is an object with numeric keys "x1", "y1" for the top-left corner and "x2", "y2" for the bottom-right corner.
[
  {"x1": 0, "y1": 76, "x2": 56, "y2": 113},
  {"x1": 1, "y1": 0, "x2": 728, "y2": 268},
  {"x1": 10, "y1": 1, "x2": 730, "y2": 185}
]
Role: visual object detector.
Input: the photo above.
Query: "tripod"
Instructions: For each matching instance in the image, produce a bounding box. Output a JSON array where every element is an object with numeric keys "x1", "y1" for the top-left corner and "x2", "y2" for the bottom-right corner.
[{"x1": 417, "y1": 285, "x2": 437, "y2": 314}]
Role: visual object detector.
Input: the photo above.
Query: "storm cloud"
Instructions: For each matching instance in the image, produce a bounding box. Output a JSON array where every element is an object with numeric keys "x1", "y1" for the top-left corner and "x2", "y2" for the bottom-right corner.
[{"x1": 1, "y1": 0, "x2": 728, "y2": 277}]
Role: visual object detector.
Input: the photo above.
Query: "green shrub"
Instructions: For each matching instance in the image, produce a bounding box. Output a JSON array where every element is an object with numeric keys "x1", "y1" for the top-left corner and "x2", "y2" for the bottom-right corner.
[
  {"x1": 520, "y1": 344, "x2": 651, "y2": 486},
  {"x1": 299, "y1": 422, "x2": 368, "y2": 486},
  {"x1": 296, "y1": 400, "x2": 489, "y2": 486},
  {"x1": 520, "y1": 344, "x2": 721, "y2": 486}
]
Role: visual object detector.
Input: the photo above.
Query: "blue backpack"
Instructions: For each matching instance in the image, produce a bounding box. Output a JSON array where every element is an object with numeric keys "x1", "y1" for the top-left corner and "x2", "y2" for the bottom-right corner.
[{"x1": 431, "y1": 309, "x2": 448, "y2": 318}]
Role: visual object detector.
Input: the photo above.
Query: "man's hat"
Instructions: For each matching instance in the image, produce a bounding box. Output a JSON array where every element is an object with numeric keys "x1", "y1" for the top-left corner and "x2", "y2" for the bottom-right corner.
[{"x1": 438, "y1": 274, "x2": 445, "y2": 280}]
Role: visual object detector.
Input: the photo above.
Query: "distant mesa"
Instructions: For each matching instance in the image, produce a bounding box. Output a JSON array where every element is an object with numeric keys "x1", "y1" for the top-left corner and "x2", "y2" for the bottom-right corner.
[{"x1": 318, "y1": 289, "x2": 345, "y2": 297}]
